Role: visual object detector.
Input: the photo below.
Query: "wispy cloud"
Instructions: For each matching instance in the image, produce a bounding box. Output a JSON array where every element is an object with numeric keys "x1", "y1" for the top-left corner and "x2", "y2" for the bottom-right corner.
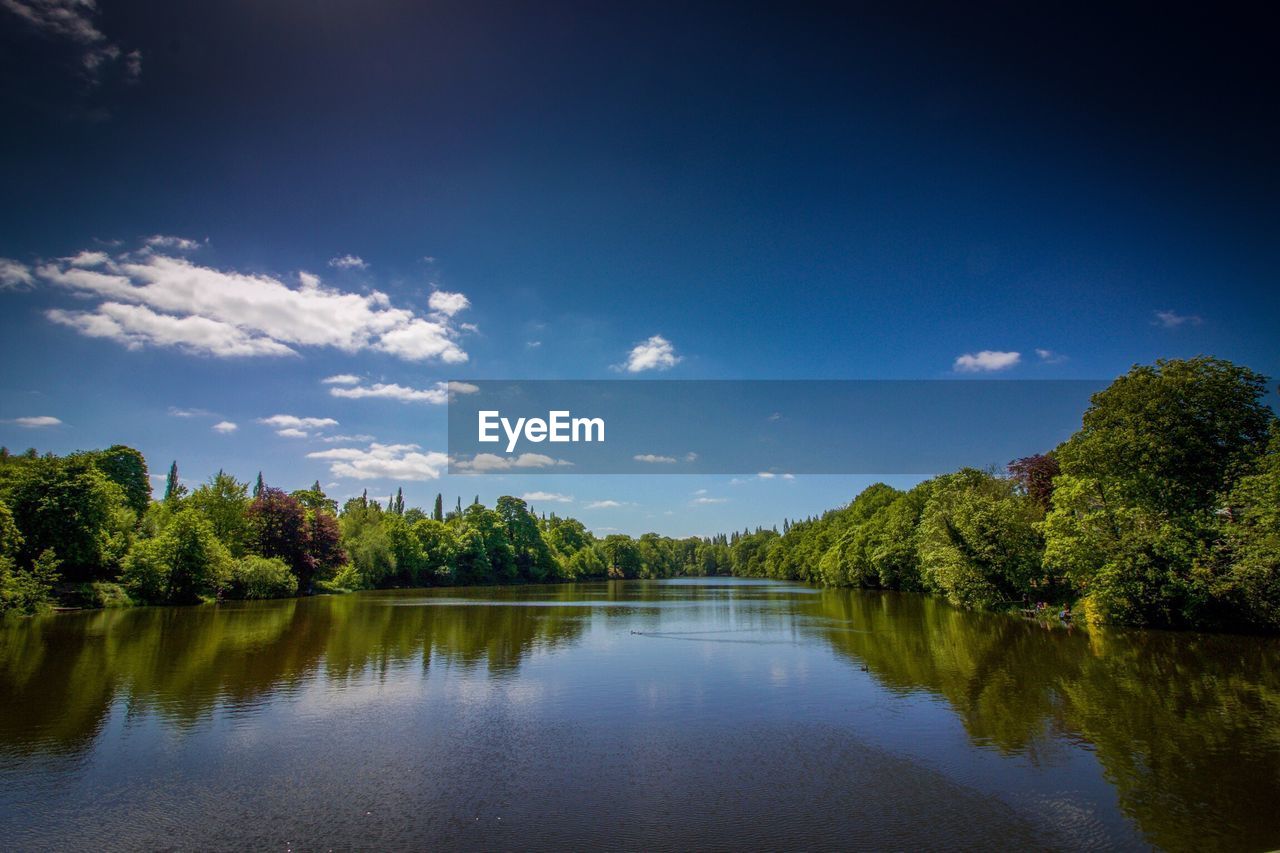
[
  {"x1": 634, "y1": 453, "x2": 677, "y2": 464},
  {"x1": 322, "y1": 374, "x2": 361, "y2": 385},
  {"x1": 168, "y1": 406, "x2": 214, "y2": 418},
  {"x1": 3, "y1": 415, "x2": 61, "y2": 428},
  {"x1": 692, "y1": 496, "x2": 728, "y2": 505},
  {"x1": 521, "y1": 491, "x2": 573, "y2": 503},
  {"x1": 451, "y1": 453, "x2": 572, "y2": 473},
  {"x1": 328, "y1": 254, "x2": 367, "y2": 270},
  {"x1": 953, "y1": 350, "x2": 1021, "y2": 373},
  {"x1": 1, "y1": 0, "x2": 141, "y2": 84},
  {"x1": 0, "y1": 258, "x2": 35, "y2": 291},
  {"x1": 619, "y1": 334, "x2": 681, "y2": 372},
  {"x1": 211, "y1": 421, "x2": 238, "y2": 433},
  {"x1": 35, "y1": 246, "x2": 471, "y2": 363},
  {"x1": 327, "y1": 380, "x2": 478, "y2": 405},
  {"x1": 308, "y1": 442, "x2": 448, "y2": 481},
  {"x1": 1153, "y1": 309, "x2": 1203, "y2": 329},
  {"x1": 584, "y1": 499, "x2": 624, "y2": 509},
  {"x1": 1035, "y1": 348, "x2": 1067, "y2": 364},
  {"x1": 143, "y1": 235, "x2": 201, "y2": 252}
]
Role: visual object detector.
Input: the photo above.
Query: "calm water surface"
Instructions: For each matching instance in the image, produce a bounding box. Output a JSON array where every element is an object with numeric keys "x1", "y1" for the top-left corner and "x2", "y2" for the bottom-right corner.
[{"x1": 2, "y1": 578, "x2": 1278, "y2": 851}]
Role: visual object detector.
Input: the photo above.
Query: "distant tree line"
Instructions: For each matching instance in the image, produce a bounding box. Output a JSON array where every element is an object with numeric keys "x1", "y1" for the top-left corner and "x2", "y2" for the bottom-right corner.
[
  {"x1": 2, "y1": 356, "x2": 1277, "y2": 631},
  {"x1": 0, "y1": 452, "x2": 732, "y2": 615}
]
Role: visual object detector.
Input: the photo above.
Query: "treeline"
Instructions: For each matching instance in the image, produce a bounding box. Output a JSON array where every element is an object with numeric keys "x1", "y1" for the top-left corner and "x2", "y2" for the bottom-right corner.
[
  {"x1": 723, "y1": 357, "x2": 1280, "y2": 632},
  {"x1": 0, "y1": 449, "x2": 731, "y2": 615},
  {"x1": 2, "y1": 356, "x2": 1277, "y2": 631}
]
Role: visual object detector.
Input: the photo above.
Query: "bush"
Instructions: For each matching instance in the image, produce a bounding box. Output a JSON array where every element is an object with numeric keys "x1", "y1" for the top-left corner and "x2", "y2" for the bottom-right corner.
[
  {"x1": 228, "y1": 555, "x2": 298, "y2": 599},
  {"x1": 1, "y1": 548, "x2": 59, "y2": 616},
  {"x1": 67, "y1": 581, "x2": 133, "y2": 608}
]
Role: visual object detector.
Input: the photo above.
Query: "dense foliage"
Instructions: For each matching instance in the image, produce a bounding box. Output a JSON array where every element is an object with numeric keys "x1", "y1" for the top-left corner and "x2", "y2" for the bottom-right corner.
[
  {"x1": 732, "y1": 357, "x2": 1280, "y2": 632},
  {"x1": 0, "y1": 357, "x2": 1276, "y2": 631}
]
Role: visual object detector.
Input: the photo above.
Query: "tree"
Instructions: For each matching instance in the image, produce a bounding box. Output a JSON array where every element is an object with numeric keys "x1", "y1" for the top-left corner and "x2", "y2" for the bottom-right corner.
[
  {"x1": 164, "y1": 460, "x2": 186, "y2": 503},
  {"x1": 122, "y1": 508, "x2": 231, "y2": 604},
  {"x1": 253, "y1": 472, "x2": 265, "y2": 498},
  {"x1": 1008, "y1": 454, "x2": 1060, "y2": 511},
  {"x1": 601, "y1": 535, "x2": 641, "y2": 579},
  {"x1": 188, "y1": 470, "x2": 250, "y2": 555},
  {"x1": 433, "y1": 493, "x2": 444, "y2": 522},
  {"x1": 336, "y1": 498, "x2": 395, "y2": 589},
  {"x1": 0, "y1": 500, "x2": 57, "y2": 615},
  {"x1": 916, "y1": 469, "x2": 1044, "y2": 609},
  {"x1": 247, "y1": 487, "x2": 316, "y2": 590},
  {"x1": 497, "y1": 496, "x2": 555, "y2": 582},
  {"x1": 1196, "y1": 423, "x2": 1280, "y2": 630},
  {"x1": 89, "y1": 445, "x2": 151, "y2": 517},
  {"x1": 4, "y1": 454, "x2": 134, "y2": 581},
  {"x1": 1043, "y1": 358, "x2": 1276, "y2": 627}
]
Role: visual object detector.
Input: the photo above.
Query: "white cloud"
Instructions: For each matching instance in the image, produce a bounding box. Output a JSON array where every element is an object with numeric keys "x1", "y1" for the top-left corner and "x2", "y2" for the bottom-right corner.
[
  {"x1": 328, "y1": 254, "x2": 367, "y2": 270},
  {"x1": 47, "y1": 303, "x2": 297, "y2": 357},
  {"x1": 64, "y1": 250, "x2": 110, "y2": 267},
  {"x1": 620, "y1": 334, "x2": 681, "y2": 372},
  {"x1": 3, "y1": 415, "x2": 61, "y2": 428},
  {"x1": 1035, "y1": 348, "x2": 1067, "y2": 364},
  {"x1": 328, "y1": 380, "x2": 477, "y2": 405},
  {"x1": 428, "y1": 290, "x2": 470, "y2": 317},
  {"x1": 308, "y1": 442, "x2": 448, "y2": 481},
  {"x1": 322, "y1": 374, "x2": 361, "y2": 385},
  {"x1": 692, "y1": 497, "x2": 728, "y2": 505},
  {"x1": 143, "y1": 235, "x2": 200, "y2": 251},
  {"x1": 258, "y1": 414, "x2": 338, "y2": 438},
  {"x1": 634, "y1": 454, "x2": 677, "y2": 464},
  {"x1": 36, "y1": 249, "x2": 470, "y2": 363},
  {"x1": 1, "y1": 0, "x2": 139, "y2": 83},
  {"x1": 211, "y1": 421, "x2": 238, "y2": 433},
  {"x1": 1154, "y1": 309, "x2": 1203, "y2": 329},
  {"x1": 451, "y1": 453, "x2": 571, "y2": 472},
  {"x1": 526, "y1": 340, "x2": 542, "y2": 349},
  {"x1": 584, "y1": 500, "x2": 623, "y2": 509},
  {"x1": 521, "y1": 491, "x2": 573, "y2": 503},
  {"x1": 0, "y1": 258, "x2": 34, "y2": 291},
  {"x1": 684, "y1": 452, "x2": 698, "y2": 462},
  {"x1": 953, "y1": 350, "x2": 1021, "y2": 373},
  {"x1": 168, "y1": 406, "x2": 213, "y2": 418}
]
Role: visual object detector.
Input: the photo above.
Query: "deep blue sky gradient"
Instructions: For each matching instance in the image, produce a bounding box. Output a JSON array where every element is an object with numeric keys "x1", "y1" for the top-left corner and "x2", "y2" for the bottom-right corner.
[{"x1": 1, "y1": 2, "x2": 1276, "y2": 534}]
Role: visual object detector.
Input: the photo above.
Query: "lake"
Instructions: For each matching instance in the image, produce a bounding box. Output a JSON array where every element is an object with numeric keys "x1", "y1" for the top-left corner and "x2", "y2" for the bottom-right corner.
[{"x1": 1, "y1": 577, "x2": 1278, "y2": 851}]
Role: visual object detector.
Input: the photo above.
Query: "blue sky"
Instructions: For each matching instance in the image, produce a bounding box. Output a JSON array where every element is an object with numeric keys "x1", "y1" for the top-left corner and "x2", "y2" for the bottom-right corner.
[{"x1": 0, "y1": 2, "x2": 1276, "y2": 536}]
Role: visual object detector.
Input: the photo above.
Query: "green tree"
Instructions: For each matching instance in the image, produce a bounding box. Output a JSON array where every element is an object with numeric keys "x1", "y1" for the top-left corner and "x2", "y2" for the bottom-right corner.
[
  {"x1": 188, "y1": 470, "x2": 250, "y2": 555},
  {"x1": 4, "y1": 454, "x2": 133, "y2": 581},
  {"x1": 88, "y1": 445, "x2": 151, "y2": 517},
  {"x1": 122, "y1": 508, "x2": 231, "y2": 604},
  {"x1": 164, "y1": 460, "x2": 186, "y2": 503},
  {"x1": 1043, "y1": 357, "x2": 1276, "y2": 627},
  {"x1": 916, "y1": 469, "x2": 1044, "y2": 609},
  {"x1": 497, "y1": 496, "x2": 555, "y2": 582}
]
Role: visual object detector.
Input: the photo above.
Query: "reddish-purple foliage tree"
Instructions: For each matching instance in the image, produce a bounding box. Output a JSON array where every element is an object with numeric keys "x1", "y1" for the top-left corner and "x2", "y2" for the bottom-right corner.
[
  {"x1": 308, "y1": 509, "x2": 346, "y2": 579},
  {"x1": 247, "y1": 487, "x2": 314, "y2": 589},
  {"x1": 1008, "y1": 454, "x2": 1061, "y2": 510}
]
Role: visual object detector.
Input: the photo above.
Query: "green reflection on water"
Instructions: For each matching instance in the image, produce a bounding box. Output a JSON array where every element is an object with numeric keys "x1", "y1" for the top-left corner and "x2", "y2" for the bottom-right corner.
[{"x1": 2, "y1": 580, "x2": 1278, "y2": 851}]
